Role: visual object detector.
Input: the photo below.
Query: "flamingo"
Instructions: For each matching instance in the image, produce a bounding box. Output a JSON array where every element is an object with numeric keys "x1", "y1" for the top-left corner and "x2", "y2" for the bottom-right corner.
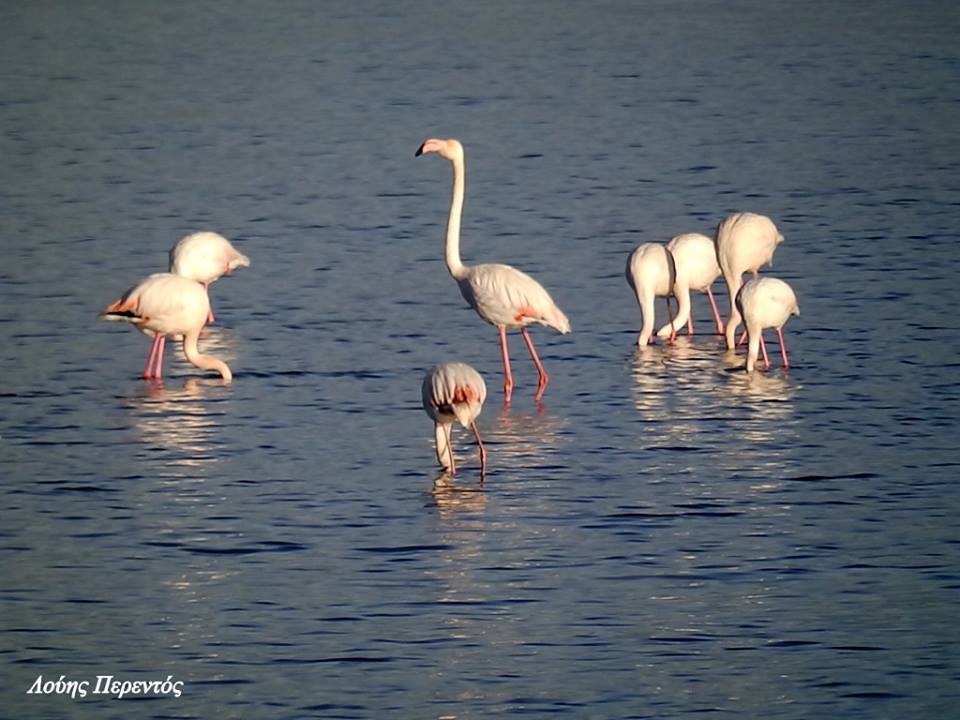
[
  {"x1": 415, "y1": 138, "x2": 570, "y2": 404},
  {"x1": 656, "y1": 232, "x2": 723, "y2": 339},
  {"x1": 168, "y1": 231, "x2": 250, "y2": 323},
  {"x1": 735, "y1": 276, "x2": 799, "y2": 372},
  {"x1": 626, "y1": 242, "x2": 677, "y2": 346},
  {"x1": 714, "y1": 212, "x2": 784, "y2": 350},
  {"x1": 100, "y1": 273, "x2": 232, "y2": 381},
  {"x1": 422, "y1": 362, "x2": 487, "y2": 478}
]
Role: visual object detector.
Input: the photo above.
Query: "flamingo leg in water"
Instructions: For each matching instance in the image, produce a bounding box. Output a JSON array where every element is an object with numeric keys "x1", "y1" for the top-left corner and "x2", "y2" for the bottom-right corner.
[
  {"x1": 520, "y1": 326, "x2": 549, "y2": 402},
  {"x1": 777, "y1": 328, "x2": 790, "y2": 368},
  {"x1": 204, "y1": 282, "x2": 215, "y2": 324},
  {"x1": 705, "y1": 287, "x2": 724, "y2": 335},
  {"x1": 498, "y1": 325, "x2": 513, "y2": 403},
  {"x1": 142, "y1": 334, "x2": 165, "y2": 379},
  {"x1": 737, "y1": 329, "x2": 748, "y2": 347},
  {"x1": 760, "y1": 334, "x2": 770, "y2": 369},
  {"x1": 664, "y1": 297, "x2": 677, "y2": 343},
  {"x1": 444, "y1": 423, "x2": 456, "y2": 476},
  {"x1": 151, "y1": 335, "x2": 167, "y2": 378},
  {"x1": 471, "y1": 421, "x2": 487, "y2": 480}
]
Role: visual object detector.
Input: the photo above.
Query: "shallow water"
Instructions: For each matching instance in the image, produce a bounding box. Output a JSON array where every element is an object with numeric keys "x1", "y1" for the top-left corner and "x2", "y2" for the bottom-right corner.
[{"x1": 2, "y1": 1, "x2": 959, "y2": 718}]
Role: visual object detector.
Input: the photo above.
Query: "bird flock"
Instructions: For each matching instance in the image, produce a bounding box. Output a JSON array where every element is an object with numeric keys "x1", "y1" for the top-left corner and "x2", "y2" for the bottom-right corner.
[{"x1": 100, "y1": 138, "x2": 800, "y2": 481}]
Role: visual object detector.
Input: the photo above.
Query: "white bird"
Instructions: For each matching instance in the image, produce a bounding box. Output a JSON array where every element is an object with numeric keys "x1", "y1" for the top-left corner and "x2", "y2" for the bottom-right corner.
[
  {"x1": 656, "y1": 232, "x2": 723, "y2": 339},
  {"x1": 422, "y1": 362, "x2": 487, "y2": 478},
  {"x1": 416, "y1": 138, "x2": 570, "y2": 404},
  {"x1": 736, "y1": 276, "x2": 799, "y2": 372},
  {"x1": 714, "y1": 212, "x2": 784, "y2": 350},
  {"x1": 100, "y1": 273, "x2": 232, "y2": 381},
  {"x1": 168, "y1": 231, "x2": 250, "y2": 323},
  {"x1": 626, "y1": 242, "x2": 676, "y2": 346}
]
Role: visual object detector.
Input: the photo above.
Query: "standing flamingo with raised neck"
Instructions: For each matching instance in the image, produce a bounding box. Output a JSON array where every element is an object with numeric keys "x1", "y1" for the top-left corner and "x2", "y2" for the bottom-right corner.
[
  {"x1": 100, "y1": 273, "x2": 232, "y2": 382},
  {"x1": 416, "y1": 138, "x2": 570, "y2": 404},
  {"x1": 656, "y1": 232, "x2": 723, "y2": 339},
  {"x1": 626, "y1": 242, "x2": 677, "y2": 346},
  {"x1": 422, "y1": 362, "x2": 487, "y2": 478},
  {"x1": 736, "y1": 276, "x2": 799, "y2": 372},
  {"x1": 714, "y1": 212, "x2": 784, "y2": 350}
]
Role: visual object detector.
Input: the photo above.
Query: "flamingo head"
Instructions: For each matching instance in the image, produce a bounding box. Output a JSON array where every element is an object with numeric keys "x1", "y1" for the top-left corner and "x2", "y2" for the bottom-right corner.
[{"x1": 415, "y1": 138, "x2": 464, "y2": 161}]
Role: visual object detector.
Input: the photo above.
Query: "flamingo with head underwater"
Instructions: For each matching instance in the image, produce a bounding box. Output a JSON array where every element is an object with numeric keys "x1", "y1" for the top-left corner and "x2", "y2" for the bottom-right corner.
[
  {"x1": 656, "y1": 232, "x2": 724, "y2": 339},
  {"x1": 100, "y1": 273, "x2": 232, "y2": 382},
  {"x1": 416, "y1": 138, "x2": 570, "y2": 404},
  {"x1": 736, "y1": 276, "x2": 799, "y2": 373},
  {"x1": 626, "y1": 242, "x2": 677, "y2": 346},
  {"x1": 714, "y1": 212, "x2": 784, "y2": 350},
  {"x1": 422, "y1": 362, "x2": 487, "y2": 478}
]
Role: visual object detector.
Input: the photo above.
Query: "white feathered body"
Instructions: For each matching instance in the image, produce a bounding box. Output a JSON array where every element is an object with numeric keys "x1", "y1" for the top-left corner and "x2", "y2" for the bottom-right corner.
[
  {"x1": 736, "y1": 276, "x2": 799, "y2": 372},
  {"x1": 101, "y1": 273, "x2": 210, "y2": 338},
  {"x1": 715, "y1": 212, "x2": 784, "y2": 348},
  {"x1": 169, "y1": 231, "x2": 250, "y2": 285},
  {"x1": 626, "y1": 242, "x2": 675, "y2": 345},
  {"x1": 458, "y1": 263, "x2": 570, "y2": 333},
  {"x1": 422, "y1": 362, "x2": 487, "y2": 470}
]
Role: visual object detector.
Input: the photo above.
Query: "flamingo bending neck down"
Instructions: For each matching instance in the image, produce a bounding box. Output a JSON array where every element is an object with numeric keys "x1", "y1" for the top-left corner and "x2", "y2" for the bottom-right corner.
[
  {"x1": 656, "y1": 232, "x2": 723, "y2": 339},
  {"x1": 416, "y1": 138, "x2": 570, "y2": 404},
  {"x1": 100, "y1": 273, "x2": 232, "y2": 382},
  {"x1": 714, "y1": 212, "x2": 784, "y2": 350},
  {"x1": 422, "y1": 362, "x2": 487, "y2": 478},
  {"x1": 626, "y1": 242, "x2": 676, "y2": 346},
  {"x1": 736, "y1": 276, "x2": 799, "y2": 372},
  {"x1": 129, "y1": 231, "x2": 250, "y2": 382}
]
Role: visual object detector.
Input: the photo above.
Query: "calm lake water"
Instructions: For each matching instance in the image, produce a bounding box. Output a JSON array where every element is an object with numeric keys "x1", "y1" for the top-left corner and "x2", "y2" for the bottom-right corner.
[{"x1": 2, "y1": 1, "x2": 959, "y2": 718}]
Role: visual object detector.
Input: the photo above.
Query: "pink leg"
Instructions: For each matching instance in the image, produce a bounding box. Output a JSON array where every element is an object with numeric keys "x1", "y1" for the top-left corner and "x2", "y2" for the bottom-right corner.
[
  {"x1": 498, "y1": 326, "x2": 513, "y2": 403},
  {"x1": 444, "y1": 423, "x2": 456, "y2": 476},
  {"x1": 142, "y1": 335, "x2": 163, "y2": 379},
  {"x1": 151, "y1": 335, "x2": 166, "y2": 378},
  {"x1": 664, "y1": 298, "x2": 676, "y2": 343},
  {"x1": 204, "y1": 282, "x2": 215, "y2": 324},
  {"x1": 705, "y1": 286, "x2": 723, "y2": 336},
  {"x1": 520, "y1": 326, "x2": 549, "y2": 402},
  {"x1": 759, "y1": 334, "x2": 770, "y2": 369},
  {"x1": 471, "y1": 421, "x2": 486, "y2": 481},
  {"x1": 687, "y1": 315, "x2": 694, "y2": 335},
  {"x1": 737, "y1": 329, "x2": 748, "y2": 347},
  {"x1": 777, "y1": 328, "x2": 790, "y2": 368}
]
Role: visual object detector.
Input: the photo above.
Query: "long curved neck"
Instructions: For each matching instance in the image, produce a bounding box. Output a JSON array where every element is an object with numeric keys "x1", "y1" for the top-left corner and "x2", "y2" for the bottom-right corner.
[
  {"x1": 444, "y1": 154, "x2": 468, "y2": 279},
  {"x1": 183, "y1": 331, "x2": 233, "y2": 382}
]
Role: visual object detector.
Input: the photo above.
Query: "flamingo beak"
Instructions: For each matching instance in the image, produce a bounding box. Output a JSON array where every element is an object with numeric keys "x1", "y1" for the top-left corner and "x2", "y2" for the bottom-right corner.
[{"x1": 415, "y1": 142, "x2": 426, "y2": 157}]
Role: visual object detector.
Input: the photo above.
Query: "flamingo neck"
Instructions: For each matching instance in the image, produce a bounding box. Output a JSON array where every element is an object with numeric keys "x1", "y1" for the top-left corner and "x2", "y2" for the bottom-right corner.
[
  {"x1": 444, "y1": 154, "x2": 467, "y2": 279},
  {"x1": 182, "y1": 331, "x2": 233, "y2": 382}
]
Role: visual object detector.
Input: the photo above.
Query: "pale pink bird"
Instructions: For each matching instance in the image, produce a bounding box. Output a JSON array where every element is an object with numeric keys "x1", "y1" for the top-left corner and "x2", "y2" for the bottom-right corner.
[
  {"x1": 626, "y1": 242, "x2": 676, "y2": 346},
  {"x1": 168, "y1": 231, "x2": 250, "y2": 323},
  {"x1": 416, "y1": 138, "x2": 571, "y2": 404},
  {"x1": 100, "y1": 273, "x2": 232, "y2": 381},
  {"x1": 656, "y1": 232, "x2": 723, "y2": 339},
  {"x1": 422, "y1": 362, "x2": 487, "y2": 478},
  {"x1": 714, "y1": 212, "x2": 784, "y2": 350},
  {"x1": 735, "y1": 276, "x2": 799, "y2": 372}
]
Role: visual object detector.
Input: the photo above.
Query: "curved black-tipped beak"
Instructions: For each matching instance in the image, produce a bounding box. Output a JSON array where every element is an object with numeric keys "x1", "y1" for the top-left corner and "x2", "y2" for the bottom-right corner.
[{"x1": 415, "y1": 143, "x2": 426, "y2": 157}]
